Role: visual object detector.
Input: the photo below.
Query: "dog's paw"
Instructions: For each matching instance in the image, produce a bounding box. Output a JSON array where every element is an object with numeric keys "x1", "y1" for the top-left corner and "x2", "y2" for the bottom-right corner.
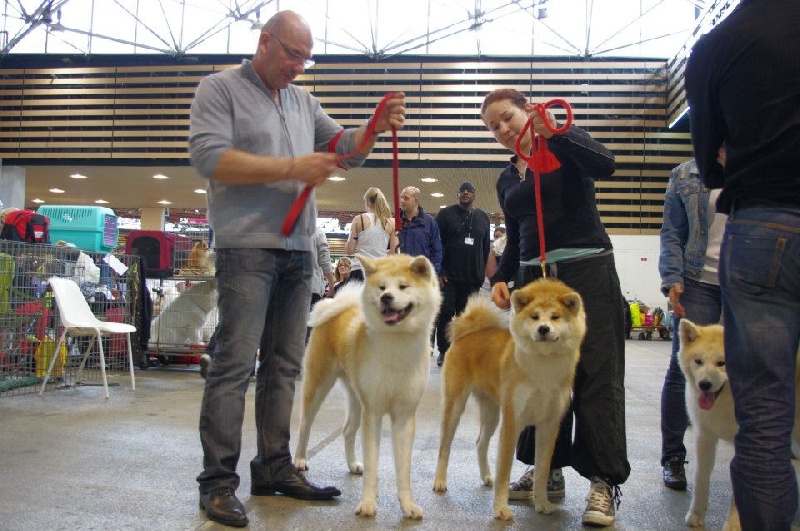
[
  {"x1": 348, "y1": 461, "x2": 363, "y2": 475},
  {"x1": 533, "y1": 497, "x2": 556, "y2": 514},
  {"x1": 294, "y1": 457, "x2": 308, "y2": 471},
  {"x1": 432, "y1": 478, "x2": 447, "y2": 493},
  {"x1": 722, "y1": 520, "x2": 742, "y2": 531},
  {"x1": 355, "y1": 499, "x2": 377, "y2": 517},
  {"x1": 494, "y1": 504, "x2": 514, "y2": 521},
  {"x1": 482, "y1": 474, "x2": 494, "y2": 487},
  {"x1": 685, "y1": 511, "x2": 704, "y2": 527},
  {"x1": 401, "y1": 502, "x2": 423, "y2": 520}
]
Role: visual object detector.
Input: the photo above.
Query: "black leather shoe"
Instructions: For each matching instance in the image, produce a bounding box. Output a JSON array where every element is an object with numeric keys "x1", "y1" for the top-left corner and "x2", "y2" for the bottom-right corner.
[
  {"x1": 251, "y1": 471, "x2": 341, "y2": 500},
  {"x1": 199, "y1": 486, "x2": 248, "y2": 527},
  {"x1": 663, "y1": 457, "x2": 687, "y2": 490}
]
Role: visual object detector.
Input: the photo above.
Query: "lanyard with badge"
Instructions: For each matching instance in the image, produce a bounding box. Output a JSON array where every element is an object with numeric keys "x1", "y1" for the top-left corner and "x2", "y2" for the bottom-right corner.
[{"x1": 461, "y1": 210, "x2": 474, "y2": 246}]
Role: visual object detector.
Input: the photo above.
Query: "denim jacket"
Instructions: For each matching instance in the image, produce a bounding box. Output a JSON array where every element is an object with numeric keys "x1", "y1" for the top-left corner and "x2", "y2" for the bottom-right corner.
[{"x1": 658, "y1": 160, "x2": 714, "y2": 296}]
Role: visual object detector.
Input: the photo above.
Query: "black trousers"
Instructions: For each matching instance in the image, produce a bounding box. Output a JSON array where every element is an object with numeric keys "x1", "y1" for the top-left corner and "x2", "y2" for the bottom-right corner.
[
  {"x1": 513, "y1": 252, "x2": 630, "y2": 486},
  {"x1": 435, "y1": 280, "x2": 482, "y2": 355}
]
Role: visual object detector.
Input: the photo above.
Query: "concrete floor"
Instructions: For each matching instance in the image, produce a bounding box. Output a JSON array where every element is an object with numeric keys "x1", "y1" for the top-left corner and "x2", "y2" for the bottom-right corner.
[{"x1": 1, "y1": 338, "x2": 798, "y2": 531}]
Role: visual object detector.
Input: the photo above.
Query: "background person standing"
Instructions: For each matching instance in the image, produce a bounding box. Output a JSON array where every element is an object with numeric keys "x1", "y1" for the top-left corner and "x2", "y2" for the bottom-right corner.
[
  {"x1": 434, "y1": 181, "x2": 491, "y2": 367},
  {"x1": 657, "y1": 154, "x2": 726, "y2": 491}
]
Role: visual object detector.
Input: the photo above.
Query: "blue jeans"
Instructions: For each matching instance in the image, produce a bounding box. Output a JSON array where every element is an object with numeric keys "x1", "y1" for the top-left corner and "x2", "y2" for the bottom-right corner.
[
  {"x1": 660, "y1": 277, "x2": 722, "y2": 465},
  {"x1": 721, "y1": 207, "x2": 800, "y2": 531},
  {"x1": 197, "y1": 248, "x2": 312, "y2": 493}
]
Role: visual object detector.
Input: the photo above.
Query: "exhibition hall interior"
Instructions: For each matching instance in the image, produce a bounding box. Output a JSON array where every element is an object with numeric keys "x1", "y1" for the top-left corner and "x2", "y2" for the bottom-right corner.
[{"x1": 4, "y1": 1, "x2": 787, "y2": 530}]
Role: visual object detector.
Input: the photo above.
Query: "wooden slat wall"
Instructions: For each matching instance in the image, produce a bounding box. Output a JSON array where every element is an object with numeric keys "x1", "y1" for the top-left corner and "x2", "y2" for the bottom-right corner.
[{"x1": 0, "y1": 54, "x2": 693, "y2": 234}]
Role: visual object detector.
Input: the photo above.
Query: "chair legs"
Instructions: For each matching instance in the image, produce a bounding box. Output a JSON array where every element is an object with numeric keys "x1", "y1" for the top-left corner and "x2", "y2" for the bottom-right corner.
[
  {"x1": 40, "y1": 329, "x2": 134, "y2": 400},
  {"x1": 125, "y1": 333, "x2": 135, "y2": 391}
]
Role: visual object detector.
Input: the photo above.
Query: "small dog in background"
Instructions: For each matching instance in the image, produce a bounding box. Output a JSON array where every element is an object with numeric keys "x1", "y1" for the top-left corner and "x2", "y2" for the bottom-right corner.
[
  {"x1": 182, "y1": 241, "x2": 215, "y2": 276},
  {"x1": 150, "y1": 279, "x2": 217, "y2": 347}
]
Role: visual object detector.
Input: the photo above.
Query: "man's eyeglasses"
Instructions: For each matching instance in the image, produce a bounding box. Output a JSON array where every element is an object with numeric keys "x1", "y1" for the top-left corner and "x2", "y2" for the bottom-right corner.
[{"x1": 271, "y1": 35, "x2": 315, "y2": 69}]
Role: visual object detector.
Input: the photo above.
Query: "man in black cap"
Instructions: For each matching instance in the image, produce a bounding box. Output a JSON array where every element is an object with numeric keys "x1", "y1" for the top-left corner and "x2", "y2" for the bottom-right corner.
[{"x1": 434, "y1": 181, "x2": 492, "y2": 367}]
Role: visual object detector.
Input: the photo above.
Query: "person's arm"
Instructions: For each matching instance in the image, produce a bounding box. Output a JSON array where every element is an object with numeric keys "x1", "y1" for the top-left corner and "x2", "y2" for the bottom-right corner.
[
  {"x1": 485, "y1": 248, "x2": 497, "y2": 279},
  {"x1": 352, "y1": 92, "x2": 406, "y2": 156},
  {"x1": 386, "y1": 219, "x2": 400, "y2": 253},
  {"x1": 190, "y1": 77, "x2": 340, "y2": 187},
  {"x1": 685, "y1": 37, "x2": 726, "y2": 189},
  {"x1": 344, "y1": 214, "x2": 362, "y2": 255},
  {"x1": 429, "y1": 216, "x2": 443, "y2": 276},
  {"x1": 545, "y1": 125, "x2": 616, "y2": 180},
  {"x1": 658, "y1": 167, "x2": 690, "y2": 297}
]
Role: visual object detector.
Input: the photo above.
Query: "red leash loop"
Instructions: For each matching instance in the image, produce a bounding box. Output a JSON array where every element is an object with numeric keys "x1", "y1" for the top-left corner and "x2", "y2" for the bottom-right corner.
[
  {"x1": 281, "y1": 93, "x2": 399, "y2": 237},
  {"x1": 513, "y1": 98, "x2": 573, "y2": 276}
]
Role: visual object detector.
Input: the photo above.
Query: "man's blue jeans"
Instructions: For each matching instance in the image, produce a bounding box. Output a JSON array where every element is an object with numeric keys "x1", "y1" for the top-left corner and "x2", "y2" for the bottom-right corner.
[
  {"x1": 660, "y1": 278, "x2": 722, "y2": 465},
  {"x1": 721, "y1": 207, "x2": 800, "y2": 530},
  {"x1": 197, "y1": 248, "x2": 312, "y2": 493}
]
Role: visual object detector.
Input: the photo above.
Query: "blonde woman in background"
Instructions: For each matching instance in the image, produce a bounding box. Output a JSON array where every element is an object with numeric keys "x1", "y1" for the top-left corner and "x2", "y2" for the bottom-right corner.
[{"x1": 344, "y1": 187, "x2": 399, "y2": 281}]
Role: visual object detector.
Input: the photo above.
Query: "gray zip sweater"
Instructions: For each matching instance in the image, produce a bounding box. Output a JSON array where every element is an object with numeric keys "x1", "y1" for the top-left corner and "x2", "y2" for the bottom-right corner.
[{"x1": 189, "y1": 59, "x2": 367, "y2": 251}]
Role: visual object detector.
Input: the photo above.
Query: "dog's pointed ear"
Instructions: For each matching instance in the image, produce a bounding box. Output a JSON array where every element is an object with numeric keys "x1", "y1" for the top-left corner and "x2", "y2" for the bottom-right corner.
[
  {"x1": 679, "y1": 319, "x2": 699, "y2": 344},
  {"x1": 558, "y1": 292, "x2": 583, "y2": 315},
  {"x1": 410, "y1": 255, "x2": 433, "y2": 279},
  {"x1": 359, "y1": 255, "x2": 376, "y2": 276},
  {"x1": 511, "y1": 290, "x2": 530, "y2": 313}
]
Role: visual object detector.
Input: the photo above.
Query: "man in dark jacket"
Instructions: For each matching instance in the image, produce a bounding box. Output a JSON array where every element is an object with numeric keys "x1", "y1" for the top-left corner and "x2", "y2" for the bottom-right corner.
[{"x1": 434, "y1": 181, "x2": 491, "y2": 366}]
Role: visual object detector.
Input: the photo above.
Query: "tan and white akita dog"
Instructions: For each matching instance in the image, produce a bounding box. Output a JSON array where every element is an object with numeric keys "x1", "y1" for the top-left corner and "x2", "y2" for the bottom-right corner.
[
  {"x1": 679, "y1": 319, "x2": 800, "y2": 531},
  {"x1": 294, "y1": 253, "x2": 440, "y2": 519},
  {"x1": 432, "y1": 278, "x2": 586, "y2": 521}
]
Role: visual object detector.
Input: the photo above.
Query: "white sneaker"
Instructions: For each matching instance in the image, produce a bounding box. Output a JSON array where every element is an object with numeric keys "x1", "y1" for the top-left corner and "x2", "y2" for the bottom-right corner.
[{"x1": 582, "y1": 477, "x2": 616, "y2": 527}]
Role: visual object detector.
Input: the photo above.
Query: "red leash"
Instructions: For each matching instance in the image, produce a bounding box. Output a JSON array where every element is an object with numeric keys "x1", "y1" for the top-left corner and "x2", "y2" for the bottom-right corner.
[
  {"x1": 513, "y1": 98, "x2": 573, "y2": 276},
  {"x1": 281, "y1": 93, "x2": 401, "y2": 236}
]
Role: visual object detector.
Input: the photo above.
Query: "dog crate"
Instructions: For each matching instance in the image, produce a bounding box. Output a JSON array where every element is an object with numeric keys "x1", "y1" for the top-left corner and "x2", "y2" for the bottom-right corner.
[
  {"x1": 126, "y1": 231, "x2": 193, "y2": 279},
  {"x1": 38, "y1": 205, "x2": 119, "y2": 254}
]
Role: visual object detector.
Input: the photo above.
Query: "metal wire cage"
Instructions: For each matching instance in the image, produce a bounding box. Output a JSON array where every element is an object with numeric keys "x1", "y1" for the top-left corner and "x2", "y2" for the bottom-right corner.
[{"x1": 0, "y1": 240, "x2": 140, "y2": 397}]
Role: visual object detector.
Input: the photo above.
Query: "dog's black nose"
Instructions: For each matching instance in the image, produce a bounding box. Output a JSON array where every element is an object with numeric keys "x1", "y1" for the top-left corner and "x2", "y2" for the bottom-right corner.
[
  {"x1": 380, "y1": 293, "x2": 394, "y2": 305},
  {"x1": 537, "y1": 325, "x2": 550, "y2": 336},
  {"x1": 699, "y1": 381, "x2": 712, "y2": 392}
]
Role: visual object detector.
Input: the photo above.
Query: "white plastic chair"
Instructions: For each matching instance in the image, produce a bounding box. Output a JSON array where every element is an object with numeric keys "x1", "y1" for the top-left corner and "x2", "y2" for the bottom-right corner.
[{"x1": 39, "y1": 277, "x2": 137, "y2": 399}]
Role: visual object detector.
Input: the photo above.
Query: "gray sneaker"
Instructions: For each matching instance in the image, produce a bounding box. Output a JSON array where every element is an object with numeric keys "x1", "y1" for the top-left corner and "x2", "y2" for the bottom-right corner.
[
  {"x1": 582, "y1": 477, "x2": 616, "y2": 527},
  {"x1": 508, "y1": 467, "x2": 565, "y2": 502}
]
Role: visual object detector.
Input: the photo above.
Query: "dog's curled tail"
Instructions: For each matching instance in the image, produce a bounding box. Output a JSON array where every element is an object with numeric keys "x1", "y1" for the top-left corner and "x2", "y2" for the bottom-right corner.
[
  {"x1": 448, "y1": 293, "x2": 508, "y2": 342},
  {"x1": 308, "y1": 282, "x2": 362, "y2": 327}
]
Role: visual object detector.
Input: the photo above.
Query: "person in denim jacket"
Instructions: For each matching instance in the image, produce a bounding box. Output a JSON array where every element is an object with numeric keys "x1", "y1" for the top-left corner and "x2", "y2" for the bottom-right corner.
[{"x1": 658, "y1": 150, "x2": 727, "y2": 491}]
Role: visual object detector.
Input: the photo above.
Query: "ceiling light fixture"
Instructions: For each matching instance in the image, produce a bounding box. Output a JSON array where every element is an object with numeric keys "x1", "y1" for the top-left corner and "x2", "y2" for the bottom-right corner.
[
  {"x1": 95, "y1": 199, "x2": 109, "y2": 204},
  {"x1": 32, "y1": 198, "x2": 45, "y2": 204},
  {"x1": 329, "y1": 176, "x2": 346, "y2": 182},
  {"x1": 420, "y1": 177, "x2": 437, "y2": 183},
  {"x1": 49, "y1": 188, "x2": 65, "y2": 193},
  {"x1": 431, "y1": 192, "x2": 444, "y2": 197},
  {"x1": 157, "y1": 200, "x2": 172, "y2": 205},
  {"x1": 153, "y1": 173, "x2": 169, "y2": 179},
  {"x1": 194, "y1": 189, "x2": 207, "y2": 194},
  {"x1": 70, "y1": 173, "x2": 87, "y2": 179}
]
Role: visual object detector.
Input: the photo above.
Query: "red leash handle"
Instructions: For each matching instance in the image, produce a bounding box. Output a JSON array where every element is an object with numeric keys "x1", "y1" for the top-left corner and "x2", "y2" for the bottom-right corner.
[
  {"x1": 281, "y1": 93, "x2": 399, "y2": 237},
  {"x1": 513, "y1": 98, "x2": 573, "y2": 276}
]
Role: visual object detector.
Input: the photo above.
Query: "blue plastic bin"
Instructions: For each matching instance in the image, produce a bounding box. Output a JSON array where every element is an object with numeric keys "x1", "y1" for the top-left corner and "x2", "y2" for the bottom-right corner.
[{"x1": 38, "y1": 205, "x2": 119, "y2": 253}]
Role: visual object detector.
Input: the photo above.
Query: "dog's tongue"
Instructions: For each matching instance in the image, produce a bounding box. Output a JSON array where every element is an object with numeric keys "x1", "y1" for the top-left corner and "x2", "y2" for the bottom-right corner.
[
  {"x1": 382, "y1": 310, "x2": 402, "y2": 324},
  {"x1": 699, "y1": 391, "x2": 717, "y2": 410}
]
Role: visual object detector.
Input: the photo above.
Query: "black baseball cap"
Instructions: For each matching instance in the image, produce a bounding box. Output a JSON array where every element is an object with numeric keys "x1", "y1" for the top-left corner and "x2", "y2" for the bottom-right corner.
[{"x1": 459, "y1": 182, "x2": 476, "y2": 192}]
